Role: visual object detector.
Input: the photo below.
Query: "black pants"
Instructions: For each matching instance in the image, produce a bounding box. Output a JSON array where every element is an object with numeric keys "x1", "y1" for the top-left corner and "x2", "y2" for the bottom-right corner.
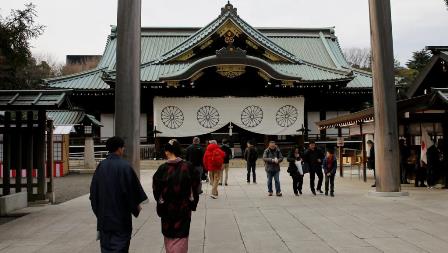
[
  {"x1": 291, "y1": 174, "x2": 303, "y2": 194},
  {"x1": 310, "y1": 167, "x2": 323, "y2": 191},
  {"x1": 427, "y1": 167, "x2": 436, "y2": 187},
  {"x1": 325, "y1": 174, "x2": 335, "y2": 193},
  {"x1": 414, "y1": 167, "x2": 426, "y2": 187},
  {"x1": 100, "y1": 230, "x2": 131, "y2": 253},
  {"x1": 247, "y1": 162, "x2": 256, "y2": 182}
]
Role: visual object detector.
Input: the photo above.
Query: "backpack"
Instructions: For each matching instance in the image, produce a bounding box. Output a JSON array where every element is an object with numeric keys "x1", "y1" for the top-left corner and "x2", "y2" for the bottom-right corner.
[{"x1": 210, "y1": 149, "x2": 224, "y2": 168}]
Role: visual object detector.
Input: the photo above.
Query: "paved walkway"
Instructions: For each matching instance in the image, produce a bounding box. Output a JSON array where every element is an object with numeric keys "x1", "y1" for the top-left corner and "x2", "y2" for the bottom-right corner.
[{"x1": 1, "y1": 168, "x2": 448, "y2": 253}]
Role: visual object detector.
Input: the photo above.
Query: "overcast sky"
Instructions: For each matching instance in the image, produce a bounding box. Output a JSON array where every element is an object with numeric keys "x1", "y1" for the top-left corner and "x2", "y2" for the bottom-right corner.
[{"x1": 1, "y1": 0, "x2": 447, "y2": 65}]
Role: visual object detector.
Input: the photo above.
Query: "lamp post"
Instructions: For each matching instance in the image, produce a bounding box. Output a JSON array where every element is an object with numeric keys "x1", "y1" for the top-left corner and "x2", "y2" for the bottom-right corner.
[{"x1": 151, "y1": 126, "x2": 162, "y2": 160}]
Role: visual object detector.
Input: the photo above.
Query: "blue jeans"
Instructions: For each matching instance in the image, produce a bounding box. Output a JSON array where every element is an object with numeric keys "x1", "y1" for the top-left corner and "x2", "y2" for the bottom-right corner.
[{"x1": 266, "y1": 170, "x2": 281, "y2": 193}]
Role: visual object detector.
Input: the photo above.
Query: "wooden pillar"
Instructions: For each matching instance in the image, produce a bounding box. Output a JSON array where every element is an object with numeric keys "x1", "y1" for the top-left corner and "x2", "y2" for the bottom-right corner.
[
  {"x1": 360, "y1": 123, "x2": 367, "y2": 182},
  {"x1": 115, "y1": 0, "x2": 142, "y2": 176},
  {"x1": 14, "y1": 111, "x2": 23, "y2": 193},
  {"x1": 319, "y1": 111, "x2": 326, "y2": 141},
  {"x1": 3, "y1": 112, "x2": 11, "y2": 195},
  {"x1": 25, "y1": 111, "x2": 34, "y2": 198},
  {"x1": 36, "y1": 110, "x2": 46, "y2": 200},
  {"x1": 46, "y1": 119, "x2": 54, "y2": 203},
  {"x1": 338, "y1": 127, "x2": 344, "y2": 177},
  {"x1": 369, "y1": 0, "x2": 400, "y2": 192}
]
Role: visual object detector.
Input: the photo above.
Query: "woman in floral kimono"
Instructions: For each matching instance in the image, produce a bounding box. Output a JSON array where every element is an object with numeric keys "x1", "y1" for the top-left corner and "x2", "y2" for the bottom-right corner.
[{"x1": 153, "y1": 140, "x2": 201, "y2": 253}]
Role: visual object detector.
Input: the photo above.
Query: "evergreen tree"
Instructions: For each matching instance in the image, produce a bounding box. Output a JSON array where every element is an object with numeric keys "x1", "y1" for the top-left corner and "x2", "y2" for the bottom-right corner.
[{"x1": 0, "y1": 3, "x2": 45, "y2": 89}]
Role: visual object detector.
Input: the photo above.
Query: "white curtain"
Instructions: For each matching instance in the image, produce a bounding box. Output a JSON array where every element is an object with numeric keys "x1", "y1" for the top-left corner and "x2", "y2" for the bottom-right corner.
[{"x1": 154, "y1": 96, "x2": 304, "y2": 137}]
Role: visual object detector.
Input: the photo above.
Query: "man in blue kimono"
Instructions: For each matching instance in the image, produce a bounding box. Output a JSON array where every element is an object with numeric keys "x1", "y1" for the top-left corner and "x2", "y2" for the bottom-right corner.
[{"x1": 90, "y1": 136, "x2": 148, "y2": 253}]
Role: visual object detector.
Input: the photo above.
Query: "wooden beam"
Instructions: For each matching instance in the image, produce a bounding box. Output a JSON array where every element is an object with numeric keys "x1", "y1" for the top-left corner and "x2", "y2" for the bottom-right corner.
[
  {"x1": 25, "y1": 111, "x2": 34, "y2": 198},
  {"x1": 3, "y1": 112, "x2": 12, "y2": 195}
]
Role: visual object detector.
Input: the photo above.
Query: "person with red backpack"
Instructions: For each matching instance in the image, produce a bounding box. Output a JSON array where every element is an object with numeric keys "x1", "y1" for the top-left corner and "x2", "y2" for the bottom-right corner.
[{"x1": 203, "y1": 140, "x2": 226, "y2": 199}]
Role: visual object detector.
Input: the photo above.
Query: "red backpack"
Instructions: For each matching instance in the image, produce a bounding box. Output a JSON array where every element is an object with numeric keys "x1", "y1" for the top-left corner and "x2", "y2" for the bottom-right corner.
[{"x1": 210, "y1": 148, "x2": 224, "y2": 169}]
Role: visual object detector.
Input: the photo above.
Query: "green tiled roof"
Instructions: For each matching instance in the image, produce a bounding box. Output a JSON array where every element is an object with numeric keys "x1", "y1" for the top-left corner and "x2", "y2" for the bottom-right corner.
[
  {"x1": 0, "y1": 90, "x2": 72, "y2": 110},
  {"x1": 45, "y1": 4, "x2": 373, "y2": 90},
  {"x1": 47, "y1": 110, "x2": 102, "y2": 126},
  {"x1": 45, "y1": 68, "x2": 110, "y2": 90},
  {"x1": 346, "y1": 70, "x2": 373, "y2": 88}
]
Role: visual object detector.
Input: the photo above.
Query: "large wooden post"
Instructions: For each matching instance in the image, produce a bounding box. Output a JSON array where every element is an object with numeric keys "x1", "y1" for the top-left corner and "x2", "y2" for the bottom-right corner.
[
  {"x1": 115, "y1": 0, "x2": 142, "y2": 176},
  {"x1": 368, "y1": 0, "x2": 401, "y2": 192}
]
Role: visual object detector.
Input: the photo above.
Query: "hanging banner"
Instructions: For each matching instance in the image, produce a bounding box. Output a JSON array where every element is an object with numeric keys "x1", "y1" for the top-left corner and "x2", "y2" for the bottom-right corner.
[{"x1": 154, "y1": 96, "x2": 304, "y2": 137}]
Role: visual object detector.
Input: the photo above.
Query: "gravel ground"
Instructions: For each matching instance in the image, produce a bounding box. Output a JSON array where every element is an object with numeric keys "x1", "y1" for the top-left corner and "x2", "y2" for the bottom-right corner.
[{"x1": 54, "y1": 173, "x2": 93, "y2": 204}]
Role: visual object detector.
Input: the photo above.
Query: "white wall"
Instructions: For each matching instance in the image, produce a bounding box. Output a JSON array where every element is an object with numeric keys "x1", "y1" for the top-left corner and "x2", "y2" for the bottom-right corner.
[{"x1": 100, "y1": 114, "x2": 148, "y2": 138}]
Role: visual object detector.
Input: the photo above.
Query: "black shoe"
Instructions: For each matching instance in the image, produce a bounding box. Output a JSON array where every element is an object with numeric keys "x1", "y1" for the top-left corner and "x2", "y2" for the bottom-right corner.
[
  {"x1": 247, "y1": 180, "x2": 250, "y2": 184},
  {"x1": 317, "y1": 189, "x2": 324, "y2": 194},
  {"x1": 298, "y1": 190, "x2": 302, "y2": 195},
  {"x1": 276, "y1": 192, "x2": 283, "y2": 197},
  {"x1": 225, "y1": 183, "x2": 228, "y2": 186},
  {"x1": 325, "y1": 192, "x2": 328, "y2": 196},
  {"x1": 253, "y1": 181, "x2": 257, "y2": 184},
  {"x1": 371, "y1": 184, "x2": 376, "y2": 187},
  {"x1": 330, "y1": 192, "x2": 335, "y2": 197},
  {"x1": 219, "y1": 183, "x2": 223, "y2": 186},
  {"x1": 311, "y1": 190, "x2": 316, "y2": 196}
]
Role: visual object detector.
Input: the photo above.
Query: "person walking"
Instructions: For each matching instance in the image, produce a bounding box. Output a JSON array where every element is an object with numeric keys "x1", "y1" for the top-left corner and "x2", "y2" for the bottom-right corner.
[
  {"x1": 153, "y1": 140, "x2": 201, "y2": 253},
  {"x1": 367, "y1": 140, "x2": 376, "y2": 187},
  {"x1": 219, "y1": 139, "x2": 232, "y2": 186},
  {"x1": 90, "y1": 136, "x2": 148, "y2": 253},
  {"x1": 287, "y1": 146, "x2": 304, "y2": 196},
  {"x1": 399, "y1": 139, "x2": 411, "y2": 184},
  {"x1": 263, "y1": 141, "x2": 283, "y2": 197},
  {"x1": 323, "y1": 149, "x2": 337, "y2": 197},
  {"x1": 244, "y1": 140, "x2": 258, "y2": 183},
  {"x1": 303, "y1": 141, "x2": 324, "y2": 195},
  {"x1": 185, "y1": 137, "x2": 205, "y2": 194},
  {"x1": 203, "y1": 140, "x2": 225, "y2": 199}
]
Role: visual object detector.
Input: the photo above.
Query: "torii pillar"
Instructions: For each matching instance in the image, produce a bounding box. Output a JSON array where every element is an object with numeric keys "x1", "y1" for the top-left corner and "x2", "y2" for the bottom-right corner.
[
  {"x1": 368, "y1": 0, "x2": 405, "y2": 195},
  {"x1": 115, "y1": 0, "x2": 142, "y2": 176}
]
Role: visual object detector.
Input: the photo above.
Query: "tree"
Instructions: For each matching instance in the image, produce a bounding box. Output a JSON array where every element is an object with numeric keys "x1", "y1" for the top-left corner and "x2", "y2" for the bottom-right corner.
[
  {"x1": 0, "y1": 3, "x2": 46, "y2": 89},
  {"x1": 406, "y1": 49, "x2": 432, "y2": 72},
  {"x1": 445, "y1": 0, "x2": 448, "y2": 9},
  {"x1": 343, "y1": 47, "x2": 371, "y2": 71}
]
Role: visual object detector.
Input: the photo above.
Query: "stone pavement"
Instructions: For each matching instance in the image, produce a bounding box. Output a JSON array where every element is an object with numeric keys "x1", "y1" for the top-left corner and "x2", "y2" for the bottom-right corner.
[{"x1": 1, "y1": 168, "x2": 448, "y2": 253}]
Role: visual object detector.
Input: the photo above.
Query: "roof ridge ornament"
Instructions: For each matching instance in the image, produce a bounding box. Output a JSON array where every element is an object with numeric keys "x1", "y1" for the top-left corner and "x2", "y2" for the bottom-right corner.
[
  {"x1": 221, "y1": 1, "x2": 237, "y2": 15},
  {"x1": 216, "y1": 46, "x2": 246, "y2": 58}
]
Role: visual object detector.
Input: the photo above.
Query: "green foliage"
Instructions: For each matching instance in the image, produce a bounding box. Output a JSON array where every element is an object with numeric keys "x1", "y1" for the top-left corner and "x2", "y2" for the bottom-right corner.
[
  {"x1": 0, "y1": 3, "x2": 46, "y2": 89},
  {"x1": 406, "y1": 49, "x2": 432, "y2": 72}
]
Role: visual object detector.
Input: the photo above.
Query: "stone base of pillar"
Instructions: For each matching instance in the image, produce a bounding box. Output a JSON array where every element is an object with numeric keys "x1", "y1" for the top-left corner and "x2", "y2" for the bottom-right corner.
[{"x1": 368, "y1": 190, "x2": 409, "y2": 197}]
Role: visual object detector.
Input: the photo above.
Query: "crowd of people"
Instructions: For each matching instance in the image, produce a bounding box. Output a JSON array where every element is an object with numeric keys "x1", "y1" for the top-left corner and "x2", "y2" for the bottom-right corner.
[{"x1": 89, "y1": 136, "x2": 338, "y2": 253}]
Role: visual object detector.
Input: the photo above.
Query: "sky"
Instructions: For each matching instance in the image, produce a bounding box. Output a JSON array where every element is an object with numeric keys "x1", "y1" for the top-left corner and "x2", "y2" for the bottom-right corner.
[{"x1": 1, "y1": 0, "x2": 447, "y2": 66}]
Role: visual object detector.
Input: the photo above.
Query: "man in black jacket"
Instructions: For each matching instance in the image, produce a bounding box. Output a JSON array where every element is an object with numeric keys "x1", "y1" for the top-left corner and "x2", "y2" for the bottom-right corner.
[
  {"x1": 244, "y1": 140, "x2": 258, "y2": 183},
  {"x1": 303, "y1": 141, "x2": 324, "y2": 195},
  {"x1": 220, "y1": 139, "x2": 233, "y2": 186},
  {"x1": 90, "y1": 136, "x2": 148, "y2": 253},
  {"x1": 185, "y1": 137, "x2": 205, "y2": 193}
]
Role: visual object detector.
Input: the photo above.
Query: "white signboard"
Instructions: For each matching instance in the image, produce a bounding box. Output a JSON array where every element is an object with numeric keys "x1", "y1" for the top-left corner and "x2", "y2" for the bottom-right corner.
[{"x1": 154, "y1": 96, "x2": 305, "y2": 137}]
